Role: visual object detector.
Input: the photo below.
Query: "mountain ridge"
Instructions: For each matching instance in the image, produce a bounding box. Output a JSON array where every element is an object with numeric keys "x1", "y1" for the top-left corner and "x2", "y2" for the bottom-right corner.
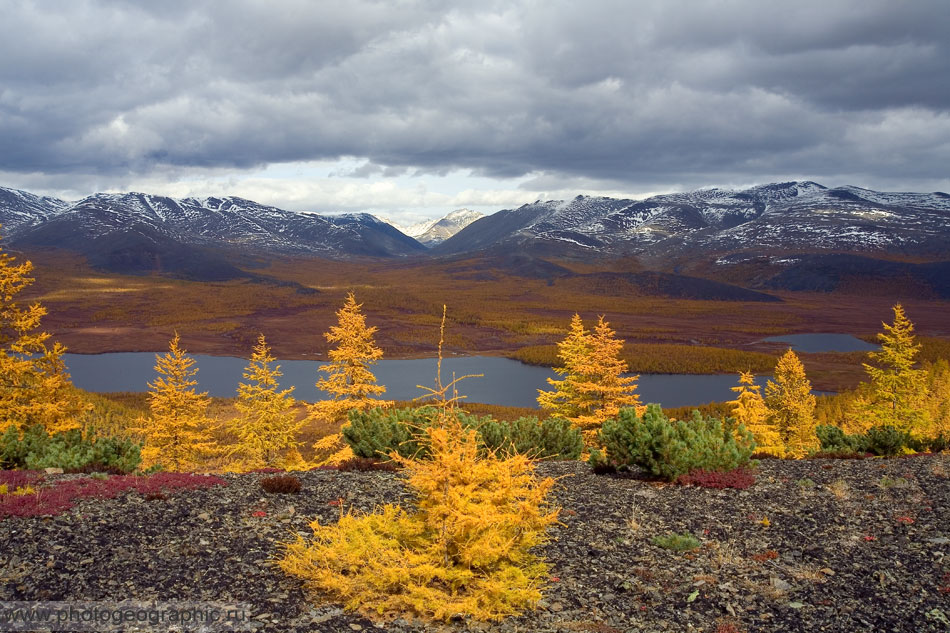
[
  {"x1": 2, "y1": 182, "x2": 948, "y2": 293},
  {"x1": 433, "y1": 181, "x2": 950, "y2": 258}
]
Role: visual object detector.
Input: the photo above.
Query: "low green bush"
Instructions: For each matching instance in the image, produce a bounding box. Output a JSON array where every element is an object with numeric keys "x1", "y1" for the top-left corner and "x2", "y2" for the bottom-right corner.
[
  {"x1": 343, "y1": 407, "x2": 435, "y2": 460},
  {"x1": 651, "y1": 532, "x2": 701, "y2": 552},
  {"x1": 815, "y1": 424, "x2": 869, "y2": 454},
  {"x1": 343, "y1": 407, "x2": 583, "y2": 461},
  {"x1": 0, "y1": 425, "x2": 142, "y2": 473},
  {"x1": 591, "y1": 404, "x2": 756, "y2": 481},
  {"x1": 478, "y1": 416, "x2": 583, "y2": 460},
  {"x1": 816, "y1": 423, "x2": 931, "y2": 457},
  {"x1": 865, "y1": 425, "x2": 912, "y2": 457}
]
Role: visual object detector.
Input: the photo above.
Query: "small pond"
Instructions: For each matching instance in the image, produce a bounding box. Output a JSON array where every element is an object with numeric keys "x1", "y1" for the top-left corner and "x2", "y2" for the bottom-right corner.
[{"x1": 760, "y1": 333, "x2": 878, "y2": 354}]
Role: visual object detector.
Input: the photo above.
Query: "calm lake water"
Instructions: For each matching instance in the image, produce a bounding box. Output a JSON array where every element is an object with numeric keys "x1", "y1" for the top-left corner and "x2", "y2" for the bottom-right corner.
[
  {"x1": 760, "y1": 333, "x2": 879, "y2": 354},
  {"x1": 63, "y1": 353, "x2": 772, "y2": 409}
]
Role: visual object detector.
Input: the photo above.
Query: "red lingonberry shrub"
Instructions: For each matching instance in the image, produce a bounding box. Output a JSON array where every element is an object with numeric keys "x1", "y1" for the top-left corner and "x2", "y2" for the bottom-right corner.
[
  {"x1": 261, "y1": 474, "x2": 302, "y2": 494},
  {"x1": 0, "y1": 470, "x2": 43, "y2": 488},
  {"x1": 591, "y1": 462, "x2": 619, "y2": 475},
  {"x1": 336, "y1": 457, "x2": 398, "y2": 472},
  {"x1": 0, "y1": 472, "x2": 226, "y2": 520},
  {"x1": 676, "y1": 468, "x2": 756, "y2": 490}
]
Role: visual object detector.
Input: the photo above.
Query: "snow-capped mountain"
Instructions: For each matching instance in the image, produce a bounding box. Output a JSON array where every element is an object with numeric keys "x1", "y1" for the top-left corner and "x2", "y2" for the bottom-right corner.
[
  {"x1": 0, "y1": 187, "x2": 424, "y2": 255},
  {"x1": 433, "y1": 182, "x2": 950, "y2": 258},
  {"x1": 0, "y1": 187, "x2": 71, "y2": 234},
  {"x1": 0, "y1": 187, "x2": 425, "y2": 279},
  {"x1": 397, "y1": 209, "x2": 484, "y2": 245},
  {"x1": 3, "y1": 182, "x2": 948, "y2": 292}
]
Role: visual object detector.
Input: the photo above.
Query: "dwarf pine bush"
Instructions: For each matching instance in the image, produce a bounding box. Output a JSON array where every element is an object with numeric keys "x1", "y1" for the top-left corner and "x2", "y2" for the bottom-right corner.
[
  {"x1": 0, "y1": 425, "x2": 142, "y2": 473},
  {"x1": 592, "y1": 404, "x2": 756, "y2": 481},
  {"x1": 342, "y1": 406, "x2": 437, "y2": 459},
  {"x1": 279, "y1": 411, "x2": 560, "y2": 621},
  {"x1": 478, "y1": 416, "x2": 583, "y2": 460},
  {"x1": 816, "y1": 423, "x2": 918, "y2": 456},
  {"x1": 344, "y1": 407, "x2": 583, "y2": 461}
]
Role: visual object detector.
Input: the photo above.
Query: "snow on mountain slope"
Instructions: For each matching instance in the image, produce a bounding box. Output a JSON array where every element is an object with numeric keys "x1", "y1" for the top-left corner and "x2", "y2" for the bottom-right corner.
[
  {"x1": 396, "y1": 209, "x2": 484, "y2": 245},
  {"x1": 435, "y1": 181, "x2": 950, "y2": 258},
  {"x1": 0, "y1": 186, "x2": 70, "y2": 235},
  {"x1": 0, "y1": 189, "x2": 426, "y2": 259}
]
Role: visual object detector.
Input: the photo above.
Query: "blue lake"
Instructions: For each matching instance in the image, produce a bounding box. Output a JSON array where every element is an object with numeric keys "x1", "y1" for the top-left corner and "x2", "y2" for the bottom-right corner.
[
  {"x1": 63, "y1": 353, "x2": 772, "y2": 409},
  {"x1": 760, "y1": 333, "x2": 878, "y2": 354}
]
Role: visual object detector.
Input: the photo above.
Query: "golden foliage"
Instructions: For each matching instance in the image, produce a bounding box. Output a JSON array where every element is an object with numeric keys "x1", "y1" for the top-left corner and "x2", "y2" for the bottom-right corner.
[
  {"x1": 537, "y1": 315, "x2": 641, "y2": 445},
  {"x1": 281, "y1": 307, "x2": 559, "y2": 622},
  {"x1": 730, "y1": 371, "x2": 782, "y2": 456},
  {"x1": 0, "y1": 237, "x2": 87, "y2": 435},
  {"x1": 308, "y1": 292, "x2": 387, "y2": 426},
  {"x1": 309, "y1": 433, "x2": 355, "y2": 467},
  {"x1": 137, "y1": 333, "x2": 218, "y2": 471},
  {"x1": 229, "y1": 334, "x2": 303, "y2": 471},
  {"x1": 765, "y1": 349, "x2": 817, "y2": 458},
  {"x1": 279, "y1": 411, "x2": 558, "y2": 622},
  {"x1": 860, "y1": 304, "x2": 927, "y2": 435}
]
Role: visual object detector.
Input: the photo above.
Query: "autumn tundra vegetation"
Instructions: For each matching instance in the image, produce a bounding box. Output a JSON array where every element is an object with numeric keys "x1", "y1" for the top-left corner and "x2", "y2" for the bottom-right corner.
[{"x1": 2, "y1": 243, "x2": 950, "y2": 622}]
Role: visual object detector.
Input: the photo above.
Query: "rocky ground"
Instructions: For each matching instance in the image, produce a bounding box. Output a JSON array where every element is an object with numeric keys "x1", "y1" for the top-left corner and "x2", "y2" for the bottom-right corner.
[{"x1": 2, "y1": 455, "x2": 950, "y2": 633}]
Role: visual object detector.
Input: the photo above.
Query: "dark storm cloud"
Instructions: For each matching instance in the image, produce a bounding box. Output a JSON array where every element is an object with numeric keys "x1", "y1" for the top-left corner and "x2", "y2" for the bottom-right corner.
[{"x1": 1, "y1": 0, "x2": 949, "y2": 191}]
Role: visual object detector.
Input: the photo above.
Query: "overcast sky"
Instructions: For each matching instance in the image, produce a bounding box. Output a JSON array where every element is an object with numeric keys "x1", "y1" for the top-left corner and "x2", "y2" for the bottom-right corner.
[{"x1": 2, "y1": 0, "x2": 949, "y2": 225}]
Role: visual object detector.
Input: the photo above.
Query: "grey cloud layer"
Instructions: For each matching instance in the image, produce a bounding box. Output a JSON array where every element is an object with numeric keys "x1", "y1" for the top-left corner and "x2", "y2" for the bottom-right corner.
[{"x1": 2, "y1": 0, "x2": 948, "y2": 190}]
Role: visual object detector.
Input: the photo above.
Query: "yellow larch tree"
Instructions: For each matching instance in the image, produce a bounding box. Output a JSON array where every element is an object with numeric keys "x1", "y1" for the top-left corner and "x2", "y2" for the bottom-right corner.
[
  {"x1": 537, "y1": 314, "x2": 592, "y2": 421},
  {"x1": 860, "y1": 303, "x2": 927, "y2": 435},
  {"x1": 309, "y1": 292, "x2": 387, "y2": 465},
  {"x1": 764, "y1": 349, "x2": 817, "y2": 458},
  {"x1": 229, "y1": 334, "x2": 303, "y2": 471},
  {"x1": 0, "y1": 236, "x2": 87, "y2": 435},
  {"x1": 280, "y1": 309, "x2": 559, "y2": 622},
  {"x1": 139, "y1": 333, "x2": 217, "y2": 471},
  {"x1": 730, "y1": 371, "x2": 781, "y2": 455},
  {"x1": 537, "y1": 314, "x2": 640, "y2": 447}
]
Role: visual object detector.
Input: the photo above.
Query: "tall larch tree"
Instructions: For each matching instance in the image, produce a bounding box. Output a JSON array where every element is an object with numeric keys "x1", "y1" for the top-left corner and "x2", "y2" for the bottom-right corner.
[
  {"x1": 730, "y1": 371, "x2": 779, "y2": 455},
  {"x1": 537, "y1": 315, "x2": 594, "y2": 422},
  {"x1": 764, "y1": 349, "x2": 817, "y2": 458},
  {"x1": 309, "y1": 293, "x2": 386, "y2": 465},
  {"x1": 0, "y1": 236, "x2": 87, "y2": 435},
  {"x1": 538, "y1": 315, "x2": 640, "y2": 447},
  {"x1": 230, "y1": 334, "x2": 303, "y2": 471},
  {"x1": 861, "y1": 303, "x2": 927, "y2": 435},
  {"x1": 140, "y1": 333, "x2": 216, "y2": 471},
  {"x1": 310, "y1": 292, "x2": 386, "y2": 422}
]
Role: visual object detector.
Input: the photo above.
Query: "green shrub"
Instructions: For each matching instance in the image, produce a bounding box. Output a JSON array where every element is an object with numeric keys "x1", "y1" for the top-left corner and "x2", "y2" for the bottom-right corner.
[
  {"x1": 926, "y1": 434, "x2": 949, "y2": 453},
  {"x1": 815, "y1": 425, "x2": 869, "y2": 454},
  {"x1": 865, "y1": 425, "x2": 912, "y2": 457},
  {"x1": 592, "y1": 404, "x2": 756, "y2": 481},
  {"x1": 343, "y1": 407, "x2": 583, "y2": 461},
  {"x1": 0, "y1": 425, "x2": 142, "y2": 473},
  {"x1": 816, "y1": 423, "x2": 935, "y2": 457},
  {"x1": 651, "y1": 532, "x2": 701, "y2": 552},
  {"x1": 343, "y1": 407, "x2": 437, "y2": 460},
  {"x1": 477, "y1": 416, "x2": 583, "y2": 460}
]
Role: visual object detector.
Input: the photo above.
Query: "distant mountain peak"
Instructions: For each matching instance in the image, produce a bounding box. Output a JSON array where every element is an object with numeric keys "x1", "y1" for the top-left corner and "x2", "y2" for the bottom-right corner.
[{"x1": 397, "y1": 208, "x2": 484, "y2": 245}]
